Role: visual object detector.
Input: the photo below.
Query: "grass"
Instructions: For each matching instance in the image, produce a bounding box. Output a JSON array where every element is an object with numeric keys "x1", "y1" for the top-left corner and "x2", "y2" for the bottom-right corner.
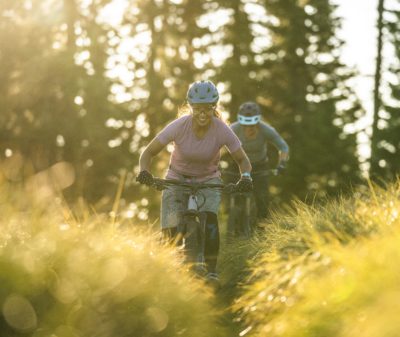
[
  {"x1": 1, "y1": 180, "x2": 400, "y2": 337},
  {"x1": 0, "y1": 185, "x2": 227, "y2": 337},
  {"x1": 226, "y1": 181, "x2": 400, "y2": 337}
]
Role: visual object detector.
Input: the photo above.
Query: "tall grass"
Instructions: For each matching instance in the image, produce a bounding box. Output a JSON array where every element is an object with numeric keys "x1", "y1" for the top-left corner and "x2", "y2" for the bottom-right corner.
[
  {"x1": 0, "y1": 185, "x2": 226, "y2": 337},
  {"x1": 2, "y1": 179, "x2": 400, "y2": 337},
  {"x1": 228, "y1": 181, "x2": 400, "y2": 337}
]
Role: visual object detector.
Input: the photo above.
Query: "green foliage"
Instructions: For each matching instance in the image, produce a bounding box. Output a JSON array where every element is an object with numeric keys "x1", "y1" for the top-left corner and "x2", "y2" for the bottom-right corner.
[
  {"x1": 371, "y1": 7, "x2": 400, "y2": 181},
  {"x1": 0, "y1": 0, "x2": 130, "y2": 202},
  {"x1": 0, "y1": 0, "x2": 366, "y2": 222},
  {"x1": 229, "y1": 180, "x2": 400, "y2": 337},
  {"x1": 257, "y1": 0, "x2": 363, "y2": 199},
  {"x1": 2, "y1": 179, "x2": 400, "y2": 337},
  {"x1": 211, "y1": 0, "x2": 262, "y2": 114},
  {"x1": 0, "y1": 187, "x2": 226, "y2": 337}
]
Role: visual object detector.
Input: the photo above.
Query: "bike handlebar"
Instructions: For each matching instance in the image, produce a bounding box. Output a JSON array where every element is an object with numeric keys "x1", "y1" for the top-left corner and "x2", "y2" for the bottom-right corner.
[
  {"x1": 222, "y1": 168, "x2": 278, "y2": 178},
  {"x1": 151, "y1": 178, "x2": 236, "y2": 193}
]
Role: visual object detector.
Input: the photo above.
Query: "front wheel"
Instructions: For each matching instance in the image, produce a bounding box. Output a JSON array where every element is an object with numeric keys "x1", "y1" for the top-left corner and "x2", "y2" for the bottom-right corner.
[
  {"x1": 226, "y1": 196, "x2": 240, "y2": 241},
  {"x1": 183, "y1": 216, "x2": 207, "y2": 276},
  {"x1": 241, "y1": 194, "x2": 253, "y2": 239}
]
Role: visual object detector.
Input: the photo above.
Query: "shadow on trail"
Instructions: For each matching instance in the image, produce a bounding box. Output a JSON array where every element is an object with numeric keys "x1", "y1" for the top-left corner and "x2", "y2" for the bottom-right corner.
[{"x1": 210, "y1": 237, "x2": 261, "y2": 337}]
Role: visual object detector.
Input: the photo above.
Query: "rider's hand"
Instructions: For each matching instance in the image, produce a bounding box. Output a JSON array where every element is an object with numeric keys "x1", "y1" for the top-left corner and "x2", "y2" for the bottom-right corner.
[
  {"x1": 236, "y1": 177, "x2": 253, "y2": 192},
  {"x1": 136, "y1": 170, "x2": 154, "y2": 186},
  {"x1": 277, "y1": 161, "x2": 287, "y2": 175}
]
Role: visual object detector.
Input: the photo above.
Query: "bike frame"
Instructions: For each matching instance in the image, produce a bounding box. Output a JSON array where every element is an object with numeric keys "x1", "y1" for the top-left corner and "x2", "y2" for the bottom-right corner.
[
  {"x1": 223, "y1": 169, "x2": 278, "y2": 239},
  {"x1": 152, "y1": 178, "x2": 231, "y2": 275},
  {"x1": 227, "y1": 190, "x2": 256, "y2": 239}
]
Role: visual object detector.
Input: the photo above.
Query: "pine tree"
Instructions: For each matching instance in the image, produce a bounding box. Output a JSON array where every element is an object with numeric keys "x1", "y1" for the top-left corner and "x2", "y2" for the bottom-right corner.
[
  {"x1": 0, "y1": 0, "x2": 83, "y2": 175},
  {"x1": 0, "y1": 0, "x2": 131, "y2": 201},
  {"x1": 370, "y1": 0, "x2": 386, "y2": 179},
  {"x1": 373, "y1": 5, "x2": 400, "y2": 180},
  {"x1": 211, "y1": 0, "x2": 262, "y2": 115},
  {"x1": 258, "y1": 0, "x2": 363, "y2": 199},
  {"x1": 119, "y1": 0, "x2": 210, "y2": 137}
]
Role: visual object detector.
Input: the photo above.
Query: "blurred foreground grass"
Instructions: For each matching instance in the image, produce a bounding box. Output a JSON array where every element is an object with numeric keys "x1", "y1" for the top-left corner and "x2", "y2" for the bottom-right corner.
[
  {"x1": 0, "y1": 184, "x2": 226, "y2": 337},
  {"x1": 222, "y1": 181, "x2": 400, "y2": 337},
  {"x1": 2, "y1": 179, "x2": 400, "y2": 337}
]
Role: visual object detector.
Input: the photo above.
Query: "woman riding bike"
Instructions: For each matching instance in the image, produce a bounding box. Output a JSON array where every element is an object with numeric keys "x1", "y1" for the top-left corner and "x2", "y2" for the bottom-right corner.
[
  {"x1": 230, "y1": 101, "x2": 289, "y2": 221},
  {"x1": 136, "y1": 80, "x2": 252, "y2": 283}
]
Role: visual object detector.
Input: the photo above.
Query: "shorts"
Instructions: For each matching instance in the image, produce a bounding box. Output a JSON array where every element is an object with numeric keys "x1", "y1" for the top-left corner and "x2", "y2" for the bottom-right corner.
[{"x1": 160, "y1": 177, "x2": 222, "y2": 229}]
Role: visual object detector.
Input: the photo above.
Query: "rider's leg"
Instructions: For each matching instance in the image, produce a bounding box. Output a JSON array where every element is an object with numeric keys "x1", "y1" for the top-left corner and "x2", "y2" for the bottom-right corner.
[
  {"x1": 160, "y1": 185, "x2": 185, "y2": 244},
  {"x1": 204, "y1": 212, "x2": 220, "y2": 274},
  {"x1": 253, "y1": 175, "x2": 270, "y2": 221}
]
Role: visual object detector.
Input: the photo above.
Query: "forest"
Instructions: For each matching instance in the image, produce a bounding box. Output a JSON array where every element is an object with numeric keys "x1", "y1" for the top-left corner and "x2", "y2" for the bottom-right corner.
[{"x1": 1, "y1": 0, "x2": 399, "y2": 223}]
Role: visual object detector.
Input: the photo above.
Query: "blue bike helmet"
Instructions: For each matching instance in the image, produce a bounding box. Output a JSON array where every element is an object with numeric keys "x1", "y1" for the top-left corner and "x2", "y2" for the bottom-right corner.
[
  {"x1": 238, "y1": 101, "x2": 261, "y2": 125},
  {"x1": 187, "y1": 80, "x2": 219, "y2": 104}
]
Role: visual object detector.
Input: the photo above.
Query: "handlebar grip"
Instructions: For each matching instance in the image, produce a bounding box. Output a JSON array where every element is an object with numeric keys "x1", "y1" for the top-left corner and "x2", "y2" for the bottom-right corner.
[{"x1": 223, "y1": 183, "x2": 237, "y2": 194}]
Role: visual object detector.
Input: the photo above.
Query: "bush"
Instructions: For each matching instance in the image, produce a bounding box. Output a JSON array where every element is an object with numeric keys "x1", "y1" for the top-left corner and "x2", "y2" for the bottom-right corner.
[
  {"x1": 0, "y1": 187, "x2": 226, "y2": 337},
  {"x1": 231, "y1": 181, "x2": 400, "y2": 337}
]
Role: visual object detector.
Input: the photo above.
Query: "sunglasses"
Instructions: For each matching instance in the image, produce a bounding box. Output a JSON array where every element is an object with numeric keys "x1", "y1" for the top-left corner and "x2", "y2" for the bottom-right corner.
[{"x1": 191, "y1": 105, "x2": 216, "y2": 115}]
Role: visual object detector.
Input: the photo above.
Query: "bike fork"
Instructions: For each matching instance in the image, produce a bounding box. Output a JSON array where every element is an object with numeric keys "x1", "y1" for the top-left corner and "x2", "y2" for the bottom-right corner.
[
  {"x1": 243, "y1": 195, "x2": 252, "y2": 238},
  {"x1": 227, "y1": 194, "x2": 236, "y2": 238},
  {"x1": 182, "y1": 194, "x2": 208, "y2": 276}
]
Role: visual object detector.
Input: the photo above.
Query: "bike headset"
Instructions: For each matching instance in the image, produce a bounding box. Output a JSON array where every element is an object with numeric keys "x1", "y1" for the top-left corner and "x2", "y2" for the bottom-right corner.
[
  {"x1": 237, "y1": 101, "x2": 261, "y2": 125},
  {"x1": 187, "y1": 80, "x2": 219, "y2": 104}
]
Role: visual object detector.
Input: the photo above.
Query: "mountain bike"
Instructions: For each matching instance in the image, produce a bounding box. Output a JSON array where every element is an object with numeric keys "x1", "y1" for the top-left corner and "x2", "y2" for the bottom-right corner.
[
  {"x1": 223, "y1": 169, "x2": 278, "y2": 240},
  {"x1": 150, "y1": 178, "x2": 236, "y2": 276}
]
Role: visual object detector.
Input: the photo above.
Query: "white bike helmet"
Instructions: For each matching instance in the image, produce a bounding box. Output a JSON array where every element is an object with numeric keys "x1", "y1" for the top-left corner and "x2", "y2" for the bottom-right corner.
[
  {"x1": 187, "y1": 80, "x2": 219, "y2": 104},
  {"x1": 238, "y1": 101, "x2": 261, "y2": 125}
]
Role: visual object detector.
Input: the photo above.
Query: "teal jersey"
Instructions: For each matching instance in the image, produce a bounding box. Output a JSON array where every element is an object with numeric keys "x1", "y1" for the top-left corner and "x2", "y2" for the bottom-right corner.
[{"x1": 230, "y1": 121, "x2": 289, "y2": 163}]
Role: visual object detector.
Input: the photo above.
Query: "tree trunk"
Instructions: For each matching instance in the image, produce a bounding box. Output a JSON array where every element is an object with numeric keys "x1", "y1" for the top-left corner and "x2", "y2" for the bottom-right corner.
[{"x1": 370, "y1": 0, "x2": 385, "y2": 177}]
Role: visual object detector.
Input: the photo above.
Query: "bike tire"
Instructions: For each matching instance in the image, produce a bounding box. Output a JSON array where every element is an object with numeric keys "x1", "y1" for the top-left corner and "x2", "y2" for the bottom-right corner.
[
  {"x1": 241, "y1": 194, "x2": 253, "y2": 239},
  {"x1": 227, "y1": 204, "x2": 240, "y2": 240},
  {"x1": 241, "y1": 217, "x2": 252, "y2": 239},
  {"x1": 183, "y1": 217, "x2": 207, "y2": 276}
]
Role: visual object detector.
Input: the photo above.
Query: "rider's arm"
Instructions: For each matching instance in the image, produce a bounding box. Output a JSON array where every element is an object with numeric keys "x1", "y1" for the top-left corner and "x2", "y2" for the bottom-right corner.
[
  {"x1": 230, "y1": 147, "x2": 252, "y2": 175},
  {"x1": 261, "y1": 123, "x2": 289, "y2": 164},
  {"x1": 279, "y1": 151, "x2": 289, "y2": 163},
  {"x1": 139, "y1": 138, "x2": 165, "y2": 172}
]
